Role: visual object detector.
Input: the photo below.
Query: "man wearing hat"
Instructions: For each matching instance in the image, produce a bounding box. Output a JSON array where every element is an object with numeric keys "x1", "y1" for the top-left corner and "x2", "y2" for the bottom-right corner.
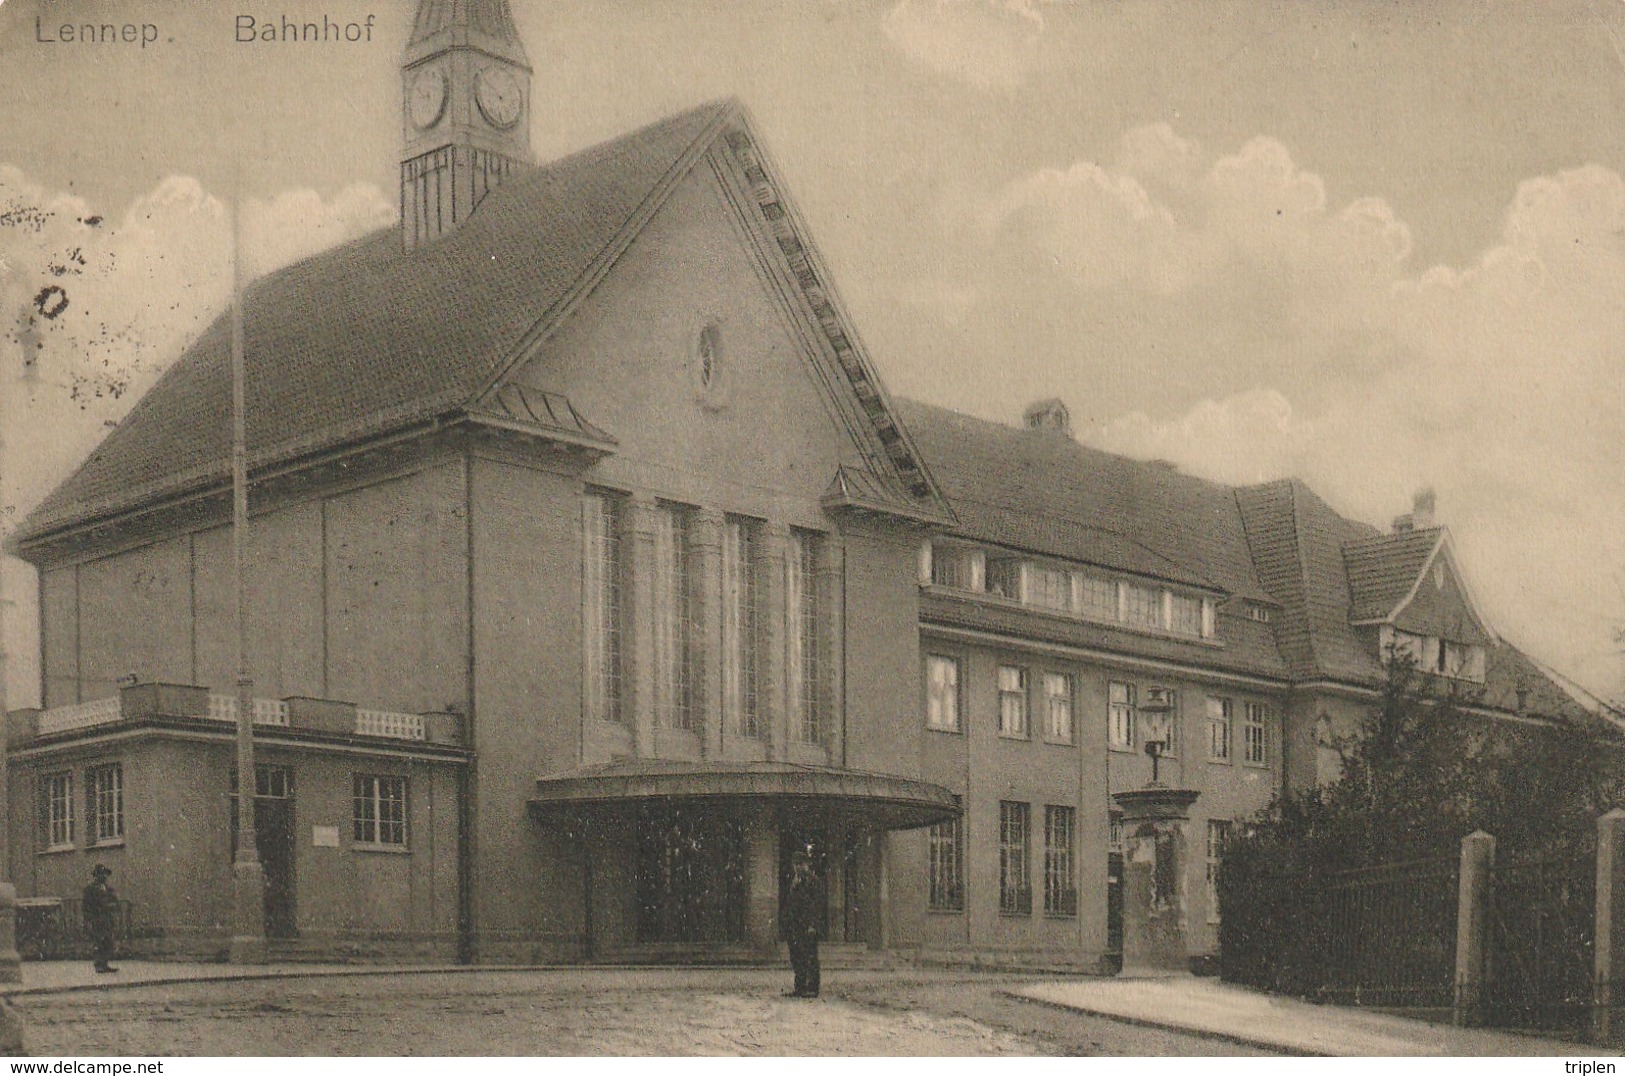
[
  {"x1": 784, "y1": 849, "x2": 822, "y2": 998},
  {"x1": 82, "y1": 865, "x2": 119, "y2": 973}
]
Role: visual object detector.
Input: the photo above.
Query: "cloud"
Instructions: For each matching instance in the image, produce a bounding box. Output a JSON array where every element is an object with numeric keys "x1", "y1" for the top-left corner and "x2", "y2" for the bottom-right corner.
[
  {"x1": 1039, "y1": 150, "x2": 1625, "y2": 702},
  {"x1": 1, "y1": 168, "x2": 393, "y2": 704},
  {"x1": 881, "y1": 0, "x2": 1055, "y2": 90}
]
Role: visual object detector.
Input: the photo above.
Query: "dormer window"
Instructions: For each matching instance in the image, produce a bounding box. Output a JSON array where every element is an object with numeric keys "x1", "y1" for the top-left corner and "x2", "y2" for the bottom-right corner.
[
  {"x1": 1383, "y1": 626, "x2": 1485, "y2": 683},
  {"x1": 1245, "y1": 604, "x2": 1273, "y2": 624},
  {"x1": 922, "y1": 540, "x2": 1217, "y2": 641}
]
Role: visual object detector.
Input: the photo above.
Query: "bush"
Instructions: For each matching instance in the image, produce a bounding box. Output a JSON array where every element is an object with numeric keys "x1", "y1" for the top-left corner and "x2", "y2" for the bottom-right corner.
[{"x1": 1218, "y1": 651, "x2": 1622, "y2": 995}]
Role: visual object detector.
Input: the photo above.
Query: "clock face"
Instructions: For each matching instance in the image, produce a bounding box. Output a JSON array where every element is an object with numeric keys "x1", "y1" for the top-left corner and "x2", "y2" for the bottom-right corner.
[
  {"x1": 409, "y1": 69, "x2": 447, "y2": 129},
  {"x1": 475, "y1": 67, "x2": 523, "y2": 129}
]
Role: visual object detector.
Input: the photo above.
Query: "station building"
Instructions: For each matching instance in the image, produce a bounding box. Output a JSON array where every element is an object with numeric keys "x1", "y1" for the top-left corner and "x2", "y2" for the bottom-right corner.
[{"x1": 3, "y1": 0, "x2": 1593, "y2": 967}]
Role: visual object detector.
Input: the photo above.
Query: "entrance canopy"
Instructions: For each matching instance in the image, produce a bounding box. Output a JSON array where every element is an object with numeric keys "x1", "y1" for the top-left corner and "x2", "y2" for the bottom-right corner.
[{"x1": 529, "y1": 758, "x2": 958, "y2": 831}]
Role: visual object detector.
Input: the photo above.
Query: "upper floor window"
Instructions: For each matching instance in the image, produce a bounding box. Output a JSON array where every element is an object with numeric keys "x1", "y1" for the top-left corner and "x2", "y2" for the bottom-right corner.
[
  {"x1": 721, "y1": 517, "x2": 760, "y2": 738},
  {"x1": 997, "y1": 665, "x2": 1029, "y2": 738},
  {"x1": 1075, "y1": 573, "x2": 1117, "y2": 620},
  {"x1": 1027, "y1": 565, "x2": 1071, "y2": 612},
  {"x1": 1441, "y1": 640, "x2": 1486, "y2": 682},
  {"x1": 1385, "y1": 627, "x2": 1485, "y2": 683},
  {"x1": 1169, "y1": 593, "x2": 1203, "y2": 637},
  {"x1": 1206, "y1": 696, "x2": 1233, "y2": 762},
  {"x1": 582, "y1": 491, "x2": 624, "y2": 724},
  {"x1": 985, "y1": 555, "x2": 1021, "y2": 600},
  {"x1": 1108, "y1": 681, "x2": 1135, "y2": 752},
  {"x1": 87, "y1": 763, "x2": 123, "y2": 845},
  {"x1": 787, "y1": 529, "x2": 823, "y2": 745},
  {"x1": 1242, "y1": 702, "x2": 1268, "y2": 766},
  {"x1": 40, "y1": 772, "x2": 74, "y2": 851},
  {"x1": 1043, "y1": 672, "x2": 1074, "y2": 743},
  {"x1": 1122, "y1": 583, "x2": 1162, "y2": 631},
  {"x1": 651, "y1": 504, "x2": 695, "y2": 731},
  {"x1": 924, "y1": 540, "x2": 1216, "y2": 641},
  {"x1": 930, "y1": 543, "x2": 985, "y2": 591},
  {"x1": 926, "y1": 655, "x2": 962, "y2": 732}
]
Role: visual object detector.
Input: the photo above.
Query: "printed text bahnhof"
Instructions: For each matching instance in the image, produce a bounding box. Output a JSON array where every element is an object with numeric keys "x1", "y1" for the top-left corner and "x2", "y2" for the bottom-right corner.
[{"x1": 32, "y1": 16, "x2": 382, "y2": 47}]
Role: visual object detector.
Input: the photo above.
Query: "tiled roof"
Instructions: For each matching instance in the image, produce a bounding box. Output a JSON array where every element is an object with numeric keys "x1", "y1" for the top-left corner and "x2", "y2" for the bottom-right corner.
[
  {"x1": 1235, "y1": 479, "x2": 1384, "y2": 685},
  {"x1": 894, "y1": 400, "x2": 1274, "y2": 600},
  {"x1": 21, "y1": 101, "x2": 732, "y2": 540},
  {"x1": 1343, "y1": 528, "x2": 1443, "y2": 622}
]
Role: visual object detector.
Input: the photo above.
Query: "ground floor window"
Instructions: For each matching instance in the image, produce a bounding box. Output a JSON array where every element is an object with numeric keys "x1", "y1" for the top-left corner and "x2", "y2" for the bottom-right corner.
[
  {"x1": 1206, "y1": 819, "x2": 1232, "y2": 923},
  {"x1": 87, "y1": 763, "x2": 123, "y2": 845},
  {"x1": 998, "y1": 801, "x2": 1031, "y2": 914},
  {"x1": 353, "y1": 774, "x2": 407, "y2": 847},
  {"x1": 927, "y1": 815, "x2": 964, "y2": 911},
  {"x1": 41, "y1": 772, "x2": 74, "y2": 850},
  {"x1": 1043, "y1": 805, "x2": 1077, "y2": 916}
]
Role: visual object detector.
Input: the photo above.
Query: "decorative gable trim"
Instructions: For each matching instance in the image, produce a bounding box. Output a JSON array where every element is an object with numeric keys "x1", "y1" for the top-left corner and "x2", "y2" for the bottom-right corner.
[
  {"x1": 718, "y1": 120, "x2": 952, "y2": 524},
  {"x1": 1349, "y1": 531, "x2": 1499, "y2": 644}
]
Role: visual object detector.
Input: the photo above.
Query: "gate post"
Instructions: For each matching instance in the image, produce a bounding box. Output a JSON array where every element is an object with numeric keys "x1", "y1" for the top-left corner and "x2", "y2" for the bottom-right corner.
[
  {"x1": 1592, "y1": 809, "x2": 1625, "y2": 1045},
  {"x1": 1454, "y1": 830, "x2": 1495, "y2": 1028}
]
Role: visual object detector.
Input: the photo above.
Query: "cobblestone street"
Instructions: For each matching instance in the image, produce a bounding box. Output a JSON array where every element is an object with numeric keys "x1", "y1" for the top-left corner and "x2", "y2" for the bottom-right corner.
[{"x1": 10, "y1": 968, "x2": 1271, "y2": 1056}]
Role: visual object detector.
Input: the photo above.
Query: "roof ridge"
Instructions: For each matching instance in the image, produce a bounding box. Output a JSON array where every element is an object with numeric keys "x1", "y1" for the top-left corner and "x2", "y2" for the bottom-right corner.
[{"x1": 894, "y1": 397, "x2": 1252, "y2": 501}]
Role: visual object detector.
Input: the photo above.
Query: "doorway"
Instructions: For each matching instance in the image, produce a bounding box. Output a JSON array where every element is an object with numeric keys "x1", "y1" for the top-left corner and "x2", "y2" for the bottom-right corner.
[
  {"x1": 633, "y1": 804, "x2": 745, "y2": 944},
  {"x1": 229, "y1": 765, "x2": 297, "y2": 939}
]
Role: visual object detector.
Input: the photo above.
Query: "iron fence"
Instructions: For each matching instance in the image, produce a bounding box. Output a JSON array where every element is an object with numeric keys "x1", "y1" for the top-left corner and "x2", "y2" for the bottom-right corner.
[
  {"x1": 1318, "y1": 854, "x2": 1459, "y2": 1011},
  {"x1": 1485, "y1": 849, "x2": 1595, "y2": 1035}
]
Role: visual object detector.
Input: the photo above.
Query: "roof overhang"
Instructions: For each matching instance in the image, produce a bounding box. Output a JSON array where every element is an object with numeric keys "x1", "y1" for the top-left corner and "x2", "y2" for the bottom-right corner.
[{"x1": 529, "y1": 760, "x2": 959, "y2": 831}]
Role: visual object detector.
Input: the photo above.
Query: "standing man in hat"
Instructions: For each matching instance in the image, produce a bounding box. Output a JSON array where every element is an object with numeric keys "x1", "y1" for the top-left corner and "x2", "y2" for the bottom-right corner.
[
  {"x1": 784, "y1": 850, "x2": 821, "y2": 998},
  {"x1": 82, "y1": 865, "x2": 119, "y2": 973}
]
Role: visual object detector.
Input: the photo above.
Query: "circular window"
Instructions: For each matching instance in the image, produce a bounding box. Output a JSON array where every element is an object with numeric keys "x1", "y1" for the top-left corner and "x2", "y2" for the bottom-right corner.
[{"x1": 695, "y1": 321, "x2": 728, "y2": 408}]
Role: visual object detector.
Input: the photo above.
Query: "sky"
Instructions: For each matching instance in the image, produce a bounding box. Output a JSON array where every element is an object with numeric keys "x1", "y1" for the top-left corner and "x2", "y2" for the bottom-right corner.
[{"x1": 0, "y1": 0, "x2": 1622, "y2": 708}]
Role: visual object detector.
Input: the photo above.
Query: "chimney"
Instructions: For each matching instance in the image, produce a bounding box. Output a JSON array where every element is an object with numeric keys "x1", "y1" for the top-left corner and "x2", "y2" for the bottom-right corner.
[
  {"x1": 1412, "y1": 486, "x2": 1436, "y2": 529},
  {"x1": 1023, "y1": 398, "x2": 1071, "y2": 436},
  {"x1": 1393, "y1": 486, "x2": 1437, "y2": 533}
]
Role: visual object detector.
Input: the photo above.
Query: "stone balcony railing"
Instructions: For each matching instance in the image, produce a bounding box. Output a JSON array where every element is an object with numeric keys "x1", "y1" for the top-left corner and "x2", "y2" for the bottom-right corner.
[{"x1": 10, "y1": 682, "x2": 463, "y2": 748}]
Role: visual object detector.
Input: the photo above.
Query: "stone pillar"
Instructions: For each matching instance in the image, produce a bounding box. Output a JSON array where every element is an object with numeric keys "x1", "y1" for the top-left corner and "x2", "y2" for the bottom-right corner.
[
  {"x1": 623, "y1": 493, "x2": 660, "y2": 758},
  {"x1": 758, "y1": 523, "x2": 789, "y2": 763},
  {"x1": 1112, "y1": 786, "x2": 1200, "y2": 975},
  {"x1": 742, "y1": 815, "x2": 780, "y2": 952},
  {"x1": 1593, "y1": 810, "x2": 1625, "y2": 1045},
  {"x1": 690, "y1": 509, "x2": 725, "y2": 759},
  {"x1": 1453, "y1": 829, "x2": 1495, "y2": 1028}
]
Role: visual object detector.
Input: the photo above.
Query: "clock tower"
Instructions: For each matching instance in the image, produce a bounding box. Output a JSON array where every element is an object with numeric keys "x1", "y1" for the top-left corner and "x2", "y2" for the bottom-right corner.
[{"x1": 401, "y1": 0, "x2": 533, "y2": 251}]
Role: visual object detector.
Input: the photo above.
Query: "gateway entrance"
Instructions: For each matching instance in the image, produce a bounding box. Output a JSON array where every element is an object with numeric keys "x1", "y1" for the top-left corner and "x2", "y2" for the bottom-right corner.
[{"x1": 633, "y1": 805, "x2": 746, "y2": 944}]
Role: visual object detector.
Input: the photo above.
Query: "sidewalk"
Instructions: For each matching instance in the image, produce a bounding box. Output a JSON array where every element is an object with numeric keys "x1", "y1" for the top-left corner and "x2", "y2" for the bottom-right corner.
[{"x1": 1012, "y1": 974, "x2": 1595, "y2": 1056}]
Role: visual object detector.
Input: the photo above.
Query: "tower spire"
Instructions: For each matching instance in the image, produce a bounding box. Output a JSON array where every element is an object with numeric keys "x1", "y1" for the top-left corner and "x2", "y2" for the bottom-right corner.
[{"x1": 401, "y1": 0, "x2": 533, "y2": 250}]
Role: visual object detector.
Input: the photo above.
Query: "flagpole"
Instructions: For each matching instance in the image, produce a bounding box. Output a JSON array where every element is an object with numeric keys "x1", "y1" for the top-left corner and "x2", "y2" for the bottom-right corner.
[
  {"x1": 0, "y1": 344, "x2": 22, "y2": 983},
  {"x1": 228, "y1": 160, "x2": 267, "y2": 964}
]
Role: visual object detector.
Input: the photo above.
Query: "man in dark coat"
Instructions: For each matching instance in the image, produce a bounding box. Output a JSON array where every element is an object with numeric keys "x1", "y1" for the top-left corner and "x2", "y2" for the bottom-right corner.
[
  {"x1": 82, "y1": 865, "x2": 119, "y2": 973},
  {"x1": 784, "y1": 857, "x2": 821, "y2": 998}
]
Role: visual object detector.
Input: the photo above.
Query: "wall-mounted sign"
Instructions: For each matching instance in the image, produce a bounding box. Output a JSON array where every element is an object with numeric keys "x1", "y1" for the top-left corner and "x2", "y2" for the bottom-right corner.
[{"x1": 312, "y1": 825, "x2": 340, "y2": 848}]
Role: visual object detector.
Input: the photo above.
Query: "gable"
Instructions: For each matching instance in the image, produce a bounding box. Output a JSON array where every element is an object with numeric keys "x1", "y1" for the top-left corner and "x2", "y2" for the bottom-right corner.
[
  {"x1": 1392, "y1": 545, "x2": 1494, "y2": 644},
  {"x1": 501, "y1": 148, "x2": 890, "y2": 516}
]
